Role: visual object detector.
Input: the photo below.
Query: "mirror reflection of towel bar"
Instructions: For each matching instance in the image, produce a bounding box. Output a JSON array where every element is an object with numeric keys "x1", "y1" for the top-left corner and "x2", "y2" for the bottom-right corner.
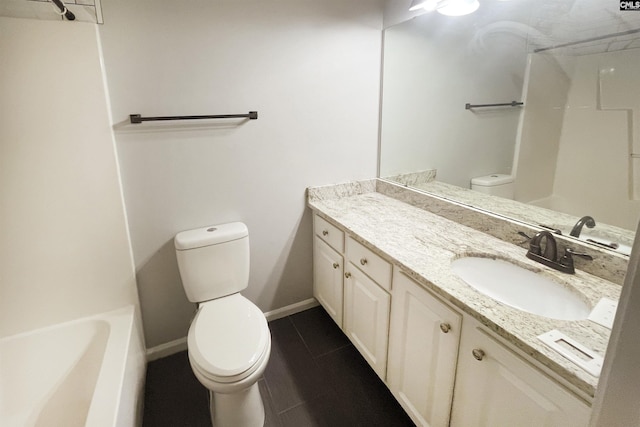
[
  {"x1": 129, "y1": 111, "x2": 258, "y2": 124},
  {"x1": 465, "y1": 101, "x2": 523, "y2": 110}
]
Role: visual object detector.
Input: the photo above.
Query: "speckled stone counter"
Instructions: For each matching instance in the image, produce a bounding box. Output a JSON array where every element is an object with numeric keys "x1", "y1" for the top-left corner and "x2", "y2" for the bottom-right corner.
[{"x1": 308, "y1": 181, "x2": 621, "y2": 399}]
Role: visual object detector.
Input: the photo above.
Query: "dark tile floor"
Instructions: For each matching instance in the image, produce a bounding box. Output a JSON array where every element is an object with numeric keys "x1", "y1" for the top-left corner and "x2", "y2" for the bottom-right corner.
[{"x1": 143, "y1": 306, "x2": 415, "y2": 427}]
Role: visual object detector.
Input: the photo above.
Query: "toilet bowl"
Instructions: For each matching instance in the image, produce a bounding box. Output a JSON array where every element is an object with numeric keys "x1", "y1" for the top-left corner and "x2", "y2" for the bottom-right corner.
[
  {"x1": 188, "y1": 294, "x2": 270, "y2": 426},
  {"x1": 175, "y1": 223, "x2": 271, "y2": 427}
]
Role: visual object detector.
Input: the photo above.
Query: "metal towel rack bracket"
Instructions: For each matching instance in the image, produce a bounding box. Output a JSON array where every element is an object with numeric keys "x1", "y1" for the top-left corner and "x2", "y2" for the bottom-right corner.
[
  {"x1": 129, "y1": 111, "x2": 258, "y2": 124},
  {"x1": 465, "y1": 101, "x2": 523, "y2": 110}
]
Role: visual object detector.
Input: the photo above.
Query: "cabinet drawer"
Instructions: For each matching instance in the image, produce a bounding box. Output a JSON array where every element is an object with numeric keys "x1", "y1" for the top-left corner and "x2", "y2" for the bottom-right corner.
[
  {"x1": 346, "y1": 236, "x2": 392, "y2": 291},
  {"x1": 314, "y1": 214, "x2": 344, "y2": 252}
]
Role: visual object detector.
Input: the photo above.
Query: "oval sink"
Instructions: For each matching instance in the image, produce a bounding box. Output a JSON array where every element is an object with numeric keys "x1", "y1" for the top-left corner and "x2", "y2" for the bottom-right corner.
[{"x1": 451, "y1": 257, "x2": 591, "y2": 320}]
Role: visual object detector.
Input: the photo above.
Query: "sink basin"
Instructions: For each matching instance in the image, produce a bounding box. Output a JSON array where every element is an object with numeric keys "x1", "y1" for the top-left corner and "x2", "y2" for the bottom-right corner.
[{"x1": 451, "y1": 257, "x2": 591, "y2": 320}]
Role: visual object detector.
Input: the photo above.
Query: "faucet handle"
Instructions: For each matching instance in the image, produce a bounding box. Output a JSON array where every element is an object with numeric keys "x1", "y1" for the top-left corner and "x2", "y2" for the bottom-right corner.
[
  {"x1": 517, "y1": 231, "x2": 532, "y2": 244},
  {"x1": 564, "y1": 247, "x2": 594, "y2": 261},
  {"x1": 559, "y1": 248, "x2": 593, "y2": 273},
  {"x1": 538, "y1": 224, "x2": 563, "y2": 235}
]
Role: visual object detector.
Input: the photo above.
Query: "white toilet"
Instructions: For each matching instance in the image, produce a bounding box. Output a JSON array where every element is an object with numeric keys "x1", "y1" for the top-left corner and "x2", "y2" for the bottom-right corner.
[
  {"x1": 174, "y1": 222, "x2": 271, "y2": 427},
  {"x1": 471, "y1": 173, "x2": 515, "y2": 199}
]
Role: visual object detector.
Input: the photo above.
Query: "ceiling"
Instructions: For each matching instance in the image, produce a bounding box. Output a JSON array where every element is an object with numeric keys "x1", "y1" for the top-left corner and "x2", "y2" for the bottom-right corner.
[
  {"x1": 3, "y1": 0, "x2": 640, "y2": 55},
  {"x1": 527, "y1": 0, "x2": 640, "y2": 54}
]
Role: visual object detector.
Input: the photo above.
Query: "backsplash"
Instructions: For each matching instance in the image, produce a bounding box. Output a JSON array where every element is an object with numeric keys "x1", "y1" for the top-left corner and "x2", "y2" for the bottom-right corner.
[
  {"x1": 382, "y1": 169, "x2": 436, "y2": 187},
  {"x1": 307, "y1": 179, "x2": 377, "y2": 202}
]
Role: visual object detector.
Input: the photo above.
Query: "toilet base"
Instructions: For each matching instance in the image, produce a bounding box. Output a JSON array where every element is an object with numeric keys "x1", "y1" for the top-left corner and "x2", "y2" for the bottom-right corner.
[{"x1": 210, "y1": 382, "x2": 265, "y2": 427}]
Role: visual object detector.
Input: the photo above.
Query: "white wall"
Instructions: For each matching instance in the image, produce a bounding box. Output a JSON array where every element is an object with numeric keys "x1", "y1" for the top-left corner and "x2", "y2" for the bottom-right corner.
[
  {"x1": 380, "y1": 9, "x2": 527, "y2": 187},
  {"x1": 98, "y1": 0, "x2": 384, "y2": 348},
  {"x1": 0, "y1": 17, "x2": 140, "y2": 337}
]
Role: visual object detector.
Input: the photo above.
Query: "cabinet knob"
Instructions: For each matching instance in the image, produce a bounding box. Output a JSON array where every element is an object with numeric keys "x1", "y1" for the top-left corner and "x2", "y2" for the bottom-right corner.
[
  {"x1": 360, "y1": 258, "x2": 368, "y2": 266},
  {"x1": 322, "y1": 230, "x2": 329, "y2": 236},
  {"x1": 333, "y1": 262, "x2": 340, "y2": 269},
  {"x1": 439, "y1": 323, "x2": 451, "y2": 333},
  {"x1": 345, "y1": 272, "x2": 352, "y2": 278},
  {"x1": 472, "y1": 349, "x2": 485, "y2": 361}
]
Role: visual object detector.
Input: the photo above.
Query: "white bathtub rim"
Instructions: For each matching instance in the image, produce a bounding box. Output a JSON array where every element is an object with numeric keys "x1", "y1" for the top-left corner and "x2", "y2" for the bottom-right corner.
[
  {"x1": 1, "y1": 305, "x2": 137, "y2": 427},
  {"x1": 0, "y1": 305, "x2": 135, "y2": 343},
  {"x1": 87, "y1": 305, "x2": 136, "y2": 427},
  {"x1": 3, "y1": 322, "x2": 106, "y2": 427}
]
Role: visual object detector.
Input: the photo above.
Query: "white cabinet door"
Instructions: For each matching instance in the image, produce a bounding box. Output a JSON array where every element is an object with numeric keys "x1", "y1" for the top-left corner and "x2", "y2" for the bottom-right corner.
[
  {"x1": 313, "y1": 236, "x2": 344, "y2": 327},
  {"x1": 344, "y1": 262, "x2": 391, "y2": 380},
  {"x1": 387, "y1": 271, "x2": 462, "y2": 427},
  {"x1": 451, "y1": 318, "x2": 591, "y2": 427}
]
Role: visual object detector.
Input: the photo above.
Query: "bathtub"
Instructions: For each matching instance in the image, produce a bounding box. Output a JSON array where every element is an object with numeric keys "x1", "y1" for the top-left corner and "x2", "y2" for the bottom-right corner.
[{"x1": 0, "y1": 305, "x2": 145, "y2": 427}]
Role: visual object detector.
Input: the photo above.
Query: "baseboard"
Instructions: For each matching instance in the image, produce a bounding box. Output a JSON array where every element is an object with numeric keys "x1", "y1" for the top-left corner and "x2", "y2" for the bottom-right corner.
[
  {"x1": 146, "y1": 337, "x2": 187, "y2": 362},
  {"x1": 145, "y1": 298, "x2": 319, "y2": 361},
  {"x1": 264, "y1": 298, "x2": 319, "y2": 322}
]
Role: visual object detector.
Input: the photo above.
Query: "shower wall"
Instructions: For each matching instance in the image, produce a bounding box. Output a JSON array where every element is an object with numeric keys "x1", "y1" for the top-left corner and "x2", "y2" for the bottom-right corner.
[
  {"x1": 513, "y1": 53, "x2": 571, "y2": 204},
  {"x1": 0, "y1": 17, "x2": 140, "y2": 337},
  {"x1": 515, "y1": 49, "x2": 640, "y2": 230}
]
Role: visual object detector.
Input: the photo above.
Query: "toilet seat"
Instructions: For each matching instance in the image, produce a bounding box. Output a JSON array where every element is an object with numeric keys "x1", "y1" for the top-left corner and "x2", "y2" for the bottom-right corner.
[{"x1": 188, "y1": 294, "x2": 270, "y2": 384}]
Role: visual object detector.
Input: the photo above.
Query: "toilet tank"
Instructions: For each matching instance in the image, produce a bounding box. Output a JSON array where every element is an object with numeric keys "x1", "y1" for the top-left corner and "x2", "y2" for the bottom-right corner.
[
  {"x1": 471, "y1": 174, "x2": 515, "y2": 199},
  {"x1": 175, "y1": 222, "x2": 250, "y2": 303}
]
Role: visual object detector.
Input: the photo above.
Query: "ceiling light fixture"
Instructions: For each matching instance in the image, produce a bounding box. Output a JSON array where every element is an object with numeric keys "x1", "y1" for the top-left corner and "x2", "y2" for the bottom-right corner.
[
  {"x1": 437, "y1": 0, "x2": 480, "y2": 16},
  {"x1": 409, "y1": 0, "x2": 480, "y2": 16},
  {"x1": 409, "y1": 0, "x2": 439, "y2": 12}
]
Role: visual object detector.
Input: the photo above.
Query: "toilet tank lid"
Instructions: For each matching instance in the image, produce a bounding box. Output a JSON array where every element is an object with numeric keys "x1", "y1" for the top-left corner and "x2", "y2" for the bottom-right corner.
[
  {"x1": 175, "y1": 222, "x2": 248, "y2": 250},
  {"x1": 471, "y1": 174, "x2": 514, "y2": 187}
]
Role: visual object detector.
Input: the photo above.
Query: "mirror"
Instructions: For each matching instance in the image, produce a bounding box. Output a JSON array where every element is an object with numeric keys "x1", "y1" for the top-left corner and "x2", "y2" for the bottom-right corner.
[{"x1": 379, "y1": 0, "x2": 640, "y2": 256}]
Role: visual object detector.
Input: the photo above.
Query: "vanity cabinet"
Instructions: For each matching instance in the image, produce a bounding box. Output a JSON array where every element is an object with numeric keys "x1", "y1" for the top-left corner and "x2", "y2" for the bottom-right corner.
[
  {"x1": 343, "y1": 236, "x2": 392, "y2": 380},
  {"x1": 313, "y1": 215, "x2": 345, "y2": 327},
  {"x1": 312, "y1": 211, "x2": 592, "y2": 427},
  {"x1": 450, "y1": 317, "x2": 591, "y2": 427},
  {"x1": 387, "y1": 271, "x2": 462, "y2": 427}
]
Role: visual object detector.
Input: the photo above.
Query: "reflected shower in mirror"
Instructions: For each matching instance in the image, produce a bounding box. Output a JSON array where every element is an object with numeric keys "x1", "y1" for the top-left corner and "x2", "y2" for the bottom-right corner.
[{"x1": 379, "y1": 0, "x2": 640, "y2": 256}]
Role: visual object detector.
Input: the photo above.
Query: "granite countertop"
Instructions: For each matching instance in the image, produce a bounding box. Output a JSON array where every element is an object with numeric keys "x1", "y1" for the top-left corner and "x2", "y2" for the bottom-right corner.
[{"x1": 308, "y1": 189, "x2": 621, "y2": 399}]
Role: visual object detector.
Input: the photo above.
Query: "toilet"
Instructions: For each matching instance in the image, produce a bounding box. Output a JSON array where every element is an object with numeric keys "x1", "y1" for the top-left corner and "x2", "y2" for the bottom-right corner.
[
  {"x1": 471, "y1": 173, "x2": 515, "y2": 199},
  {"x1": 175, "y1": 222, "x2": 271, "y2": 427}
]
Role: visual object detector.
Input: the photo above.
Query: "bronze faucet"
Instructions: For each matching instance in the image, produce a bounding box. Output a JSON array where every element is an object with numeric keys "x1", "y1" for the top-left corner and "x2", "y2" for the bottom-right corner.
[
  {"x1": 570, "y1": 216, "x2": 596, "y2": 238},
  {"x1": 526, "y1": 231, "x2": 593, "y2": 274}
]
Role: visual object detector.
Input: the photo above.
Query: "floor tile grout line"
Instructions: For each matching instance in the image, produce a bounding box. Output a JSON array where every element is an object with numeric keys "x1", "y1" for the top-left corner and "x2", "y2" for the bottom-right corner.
[
  {"x1": 286, "y1": 310, "x2": 371, "y2": 404},
  {"x1": 288, "y1": 315, "x2": 316, "y2": 359},
  {"x1": 259, "y1": 376, "x2": 283, "y2": 427},
  {"x1": 274, "y1": 391, "x2": 334, "y2": 417},
  {"x1": 288, "y1": 309, "x2": 352, "y2": 360},
  {"x1": 278, "y1": 312, "x2": 354, "y2": 416},
  {"x1": 266, "y1": 313, "x2": 334, "y2": 419},
  {"x1": 312, "y1": 342, "x2": 353, "y2": 360}
]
